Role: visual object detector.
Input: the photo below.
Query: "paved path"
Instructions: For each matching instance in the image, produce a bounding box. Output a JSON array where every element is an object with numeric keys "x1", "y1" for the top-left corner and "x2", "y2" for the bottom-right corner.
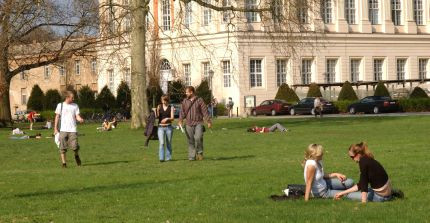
[{"x1": 217, "y1": 112, "x2": 430, "y2": 119}]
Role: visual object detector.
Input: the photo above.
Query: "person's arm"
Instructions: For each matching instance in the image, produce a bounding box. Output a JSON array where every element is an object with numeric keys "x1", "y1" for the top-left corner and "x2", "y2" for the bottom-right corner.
[
  {"x1": 170, "y1": 106, "x2": 175, "y2": 121},
  {"x1": 75, "y1": 107, "x2": 84, "y2": 123},
  {"x1": 54, "y1": 114, "x2": 60, "y2": 134},
  {"x1": 324, "y1": 173, "x2": 346, "y2": 181},
  {"x1": 334, "y1": 184, "x2": 359, "y2": 200},
  {"x1": 178, "y1": 102, "x2": 185, "y2": 126},
  {"x1": 199, "y1": 98, "x2": 212, "y2": 127},
  {"x1": 305, "y1": 165, "x2": 316, "y2": 201}
]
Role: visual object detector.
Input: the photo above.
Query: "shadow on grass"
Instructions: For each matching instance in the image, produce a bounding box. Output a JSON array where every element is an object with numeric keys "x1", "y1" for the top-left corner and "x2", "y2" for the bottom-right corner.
[
  {"x1": 84, "y1": 160, "x2": 138, "y2": 166},
  {"x1": 207, "y1": 155, "x2": 255, "y2": 161}
]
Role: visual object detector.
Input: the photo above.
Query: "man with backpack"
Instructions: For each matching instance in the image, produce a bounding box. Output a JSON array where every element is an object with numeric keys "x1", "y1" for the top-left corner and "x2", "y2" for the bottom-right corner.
[{"x1": 178, "y1": 86, "x2": 212, "y2": 161}]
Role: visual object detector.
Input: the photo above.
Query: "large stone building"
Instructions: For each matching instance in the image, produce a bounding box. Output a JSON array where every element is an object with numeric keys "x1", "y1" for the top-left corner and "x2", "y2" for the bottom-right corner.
[{"x1": 98, "y1": 0, "x2": 430, "y2": 115}]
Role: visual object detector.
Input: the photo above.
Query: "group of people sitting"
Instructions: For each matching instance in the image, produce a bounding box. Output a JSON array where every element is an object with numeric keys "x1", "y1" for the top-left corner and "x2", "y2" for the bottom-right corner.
[{"x1": 303, "y1": 142, "x2": 403, "y2": 202}]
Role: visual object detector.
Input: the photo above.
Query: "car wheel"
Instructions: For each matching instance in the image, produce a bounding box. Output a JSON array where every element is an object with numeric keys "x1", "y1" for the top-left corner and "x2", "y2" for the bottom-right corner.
[
  {"x1": 252, "y1": 110, "x2": 257, "y2": 116},
  {"x1": 373, "y1": 106, "x2": 379, "y2": 114},
  {"x1": 271, "y1": 109, "x2": 276, "y2": 116},
  {"x1": 311, "y1": 108, "x2": 316, "y2": 115},
  {"x1": 349, "y1": 107, "x2": 355, "y2": 114},
  {"x1": 290, "y1": 108, "x2": 295, "y2": 116}
]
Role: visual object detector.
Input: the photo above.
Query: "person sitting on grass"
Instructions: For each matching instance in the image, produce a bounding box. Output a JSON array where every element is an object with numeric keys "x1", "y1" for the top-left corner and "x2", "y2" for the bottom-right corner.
[
  {"x1": 10, "y1": 133, "x2": 42, "y2": 140},
  {"x1": 303, "y1": 144, "x2": 354, "y2": 201},
  {"x1": 247, "y1": 123, "x2": 288, "y2": 133},
  {"x1": 334, "y1": 142, "x2": 403, "y2": 202}
]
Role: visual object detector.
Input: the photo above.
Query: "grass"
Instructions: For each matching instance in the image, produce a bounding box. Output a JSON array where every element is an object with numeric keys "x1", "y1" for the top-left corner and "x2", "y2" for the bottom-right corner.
[{"x1": 0, "y1": 116, "x2": 429, "y2": 222}]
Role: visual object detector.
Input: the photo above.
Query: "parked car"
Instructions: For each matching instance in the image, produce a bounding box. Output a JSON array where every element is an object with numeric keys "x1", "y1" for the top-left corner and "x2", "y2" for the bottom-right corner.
[
  {"x1": 289, "y1": 97, "x2": 336, "y2": 115},
  {"x1": 347, "y1": 96, "x2": 400, "y2": 114},
  {"x1": 251, "y1": 99, "x2": 291, "y2": 116}
]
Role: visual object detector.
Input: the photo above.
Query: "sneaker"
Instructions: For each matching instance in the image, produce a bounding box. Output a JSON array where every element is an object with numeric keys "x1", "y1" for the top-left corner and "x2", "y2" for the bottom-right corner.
[
  {"x1": 196, "y1": 154, "x2": 204, "y2": 161},
  {"x1": 159, "y1": 160, "x2": 165, "y2": 163},
  {"x1": 62, "y1": 163, "x2": 67, "y2": 168},
  {"x1": 75, "y1": 155, "x2": 82, "y2": 166},
  {"x1": 392, "y1": 189, "x2": 404, "y2": 199}
]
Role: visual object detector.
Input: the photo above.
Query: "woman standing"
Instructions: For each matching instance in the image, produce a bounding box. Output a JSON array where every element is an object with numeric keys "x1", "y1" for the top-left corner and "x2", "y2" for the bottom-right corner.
[{"x1": 156, "y1": 95, "x2": 175, "y2": 162}]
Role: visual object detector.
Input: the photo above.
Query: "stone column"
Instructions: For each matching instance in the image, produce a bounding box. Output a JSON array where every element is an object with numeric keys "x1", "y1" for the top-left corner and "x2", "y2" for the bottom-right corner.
[
  {"x1": 382, "y1": 0, "x2": 395, "y2": 33},
  {"x1": 336, "y1": 0, "x2": 349, "y2": 32},
  {"x1": 405, "y1": 0, "x2": 417, "y2": 33},
  {"x1": 359, "y1": 0, "x2": 372, "y2": 33}
]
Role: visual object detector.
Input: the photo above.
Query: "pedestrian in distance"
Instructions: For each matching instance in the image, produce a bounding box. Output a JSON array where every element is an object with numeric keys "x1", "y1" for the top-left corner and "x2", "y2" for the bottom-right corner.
[
  {"x1": 28, "y1": 110, "x2": 39, "y2": 130},
  {"x1": 314, "y1": 96, "x2": 323, "y2": 118},
  {"x1": 226, "y1": 97, "x2": 234, "y2": 118}
]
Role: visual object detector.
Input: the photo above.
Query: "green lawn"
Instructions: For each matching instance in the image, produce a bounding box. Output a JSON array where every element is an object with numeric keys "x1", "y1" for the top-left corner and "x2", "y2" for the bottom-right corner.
[{"x1": 1, "y1": 116, "x2": 429, "y2": 222}]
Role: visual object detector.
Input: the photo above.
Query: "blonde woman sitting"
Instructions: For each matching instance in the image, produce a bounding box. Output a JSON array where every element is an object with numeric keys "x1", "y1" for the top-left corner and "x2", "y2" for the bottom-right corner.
[{"x1": 304, "y1": 144, "x2": 354, "y2": 201}]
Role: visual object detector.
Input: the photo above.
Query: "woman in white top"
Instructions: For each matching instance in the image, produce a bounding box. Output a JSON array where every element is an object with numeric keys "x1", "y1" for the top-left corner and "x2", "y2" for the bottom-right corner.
[{"x1": 304, "y1": 144, "x2": 354, "y2": 201}]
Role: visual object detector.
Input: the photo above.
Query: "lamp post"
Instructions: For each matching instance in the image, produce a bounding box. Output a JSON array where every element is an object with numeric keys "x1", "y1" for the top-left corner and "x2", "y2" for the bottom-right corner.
[{"x1": 208, "y1": 70, "x2": 214, "y2": 117}]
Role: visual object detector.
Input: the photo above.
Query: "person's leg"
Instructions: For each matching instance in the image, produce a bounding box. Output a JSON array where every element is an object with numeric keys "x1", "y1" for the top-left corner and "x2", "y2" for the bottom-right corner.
[
  {"x1": 194, "y1": 124, "x2": 204, "y2": 160},
  {"x1": 59, "y1": 132, "x2": 68, "y2": 167},
  {"x1": 185, "y1": 125, "x2": 196, "y2": 160},
  {"x1": 325, "y1": 178, "x2": 354, "y2": 190},
  {"x1": 69, "y1": 133, "x2": 81, "y2": 166},
  {"x1": 157, "y1": 127, "x2": 166, "y2": 161},
  {"x1": 367, "y1": 188, "x2": 392, "y2": 202},
  {"x1": 165, "y1": 126, "x2": 173, "y2": 161},
  {"x1": 268, "y1": 123, "x2": 286, "y2": 132},
  {"x1": 30, "y1": 120, "x2": 33, "y2": 130}
]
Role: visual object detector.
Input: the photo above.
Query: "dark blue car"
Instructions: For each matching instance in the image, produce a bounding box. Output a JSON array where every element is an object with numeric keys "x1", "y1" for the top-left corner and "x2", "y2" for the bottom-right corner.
[{"x1": 347, "y1": 96, "x2": 400, "y2": 114}]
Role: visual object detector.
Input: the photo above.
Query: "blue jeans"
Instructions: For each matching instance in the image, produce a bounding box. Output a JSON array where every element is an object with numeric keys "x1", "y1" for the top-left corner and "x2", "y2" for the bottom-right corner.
[
  {"x1": 158, "y1": 125, "x2": 173, "y2": 161},
  {"x1": 345, "y1": 188, "x2": 392, "y2": 202},
  {"x1": 315, "y1": 178, "x2": 355, "y2": 198}
]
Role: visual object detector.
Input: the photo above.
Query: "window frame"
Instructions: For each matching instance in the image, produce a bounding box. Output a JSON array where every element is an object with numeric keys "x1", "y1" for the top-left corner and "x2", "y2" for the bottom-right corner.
[
  {"x1": 223, "y1": 60, "x2": 231, "y2": 88},
  {"x1": 418, "y1": 58, "x2": 428, "y2": 80},
  {"x1": 301, "y1": 59, "x2": 312, "y2": 85},
  {"x1": 345, "y1": 0, "x2": 356, "y2": 24},
  {"x1": 373, "y1": 58, "x2": 384, "y2": 81},
  {"x1": 325, "y1": 59, "x2": 337, "y2": 83},
  {"x1": 183, "y1": 64, "x2": 191, "y2": 86},
  {"x1": 321, "y1": 0, "x2": 332, "y2": 24},
  {"x1": 276, "y1": 59, "x2": 287, "y2": 87},
  {"x1": 161, "y1": 0, "x2": 171, "y2": 31},
  {"x1": 249, "y1": 59, "x2": 263, "y2": 88},
  {"x1": 391, "y1": 0, "x2": 401, "y2": 26},
  {"x1": 369, "y1": 0, "x2": 379, "y2": 25}
]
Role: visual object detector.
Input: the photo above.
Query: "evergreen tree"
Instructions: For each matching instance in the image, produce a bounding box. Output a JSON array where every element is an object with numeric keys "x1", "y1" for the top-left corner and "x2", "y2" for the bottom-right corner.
[
  {"x1": 196, "y1": 80, "x2": 212, "y2": 105},
  {"x1": 116, "y1": 81, "x2": 132, "y2": 110},
  {"x1": 27, "y1": 84, "x2": 45, "y2": 111},
  {"x1": 78, "y1": 85, "x2": 96, "y2": 109},
  {"x1": 306, "y1": 83, "x2": 323, "y2": 97},
  {"x1": 338, "y1": 81, "x2": 358, "y2": 101},
  {"x1": 96, "y1": 86, "x2": 116, "y2": 110},
  {"x1": 146, "y1": 84, "x2": 163, "y2": 108},
  {"x1": 168, "y1": 80, "x2": 186, "y2": 103},
  {"x1": 275, "y1": 83, "x2": 300, "y2": 103},
  {"x1": 374, "y1": 82, "x2": 390, "y2": 97},
  {"x1": 44, "y1": 89, "x2": 62, "y2": 110},
  {"x1": 409, "y1": 86, "x2": 429, "y2": 99}
]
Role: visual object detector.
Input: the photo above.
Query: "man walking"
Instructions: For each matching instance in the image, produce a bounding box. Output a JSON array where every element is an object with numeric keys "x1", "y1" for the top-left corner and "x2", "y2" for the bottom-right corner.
[
  {"x1": 178, "y1": 86, "x2": 212, "y2": 161},
  {"x1": 54, "y1": 91, "x2": 84, "y2": 168},
  {"x1": 314, "y1": 96, "x2": 323, "y2": 118},
  {"x1": 226, "y1": 97, "x2": 234, "y2": 118}
]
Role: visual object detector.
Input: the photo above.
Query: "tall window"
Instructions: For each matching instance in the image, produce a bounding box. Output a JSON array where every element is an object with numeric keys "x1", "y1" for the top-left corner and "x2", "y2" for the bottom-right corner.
[
  {"x1": 326, "y1": 59, "x2": 337, "y2": 83},
  {"x1": 297, "y1": 0, "x2": 308, "y2": 24},
  {"x1": 414, "y1": 0, "x2": 423, "y2": 25},
  {"x1": 396, "y1": 59, "x2": 406, "y2": 80},
  {"x1": 91, "y1": 59, "x2": 97, "y2": 73},
  {"x1": 345, "y1": 0, "x2": 356, "y2": 24},
  {"x1": 20, "y1": 70, "x2": 28, "y2": 80},
  {"x1": 21, "y1": 88, "x2": 27, "y2": 105},
  {"x1": 124, "y1": 68, "x2": 131, "y2": 86},
  {"x1": 374, "y1": 59, "x2": 383, "y2": 81},
  {"x1": 202, "y1": 62, "x2": 210, "y2": 80},
  {"x1": 202, "y1": 0, "x2": 212, "y2": 26},
  {"x1": 59, "y1": 65, "x2": 65, "y2": 76},
  {"x1": 391, "y1": 0, "x2": 401, "y2": 26},
  {"x1": 184, "y1": 2, "x2": 192, "y2": 28},
  {"x1": 222, "y1": 0, "x2": 232, "y2": 23},
  {"x1": 223, "y1": 61, "x2": 231, "y2": 87},
  {"x1": 369, "y1": 0, "x2": 379, "y2": 24},
  {"x1": 246, "y1": 0, "x2": 258, "y2": 23},
  {"x1": 272, "y1": 0, "x2": 284, "y2": 24},
  {"x1": 301, "y1": 59, "x2": 312, "y2": 84},
  {"x1": 350, "y1": 59, "x2": 361, "y2": 82},
  {"x1": 108, "y1": 9, "x2": 115, "y2": 33},
  {"x1": 419, "y1": 59, "x2": 428, "y2": 79},
  {"x1": 108, "y1": 69, "x2": 115, "y2": 90},
  {"x1": 75, "y1": 60, "x2": 81, "y2": 75},
  {"x1": 250, "y1": 59, "x2": 262, "y2": 87},
  {"x1": 44, "y1": 65, "x2": 51, "y2": 79},
  {"x1": 276, "y1": 59, "x2": 287, "y2": 87},
  {"x1": 321, "y1": 0, "x2": 332, "y2": 24},
  {"x1": 184, "y1": 64, "x2": 191, "y2": 86},
  {"x1": 162, "y1": 0, "x2": 171, "y2": 31}
]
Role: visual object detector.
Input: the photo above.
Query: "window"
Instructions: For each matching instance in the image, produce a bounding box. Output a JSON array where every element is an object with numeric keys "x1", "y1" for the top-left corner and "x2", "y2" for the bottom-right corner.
[
  {"x1": 321, "y1": 0, "x2": 332, "y2": 24},
  {"x1": 396, "y1": 59, "x2": 406, "y2": 80},
  {"x1": 391, "y1": 0, "x2": 401, "y2": 26},
  {"x1": 414, "y1": 0, "x2": 423, "y2": 25},
  {"x1": 184, "y1": 2, "x2": 192, "y2": 28},
  {"x1": 124, "y1": 14, "x2": 131, "y2": 31},
  {"x1": 419, "y1": 59, "x2": 428, "y2": 79},
  {"x1": 276, "y1": 59, "x2": 287, "y2": 87},
  {"x1": 44, "y1": 65, "x2": 51, "y2": 79},
  {"x1": 369, "y1": 0, "x2": 379, "y2": 24},
  {"x1": 297, "y1": 0, "x2": 308, "y2": 24},
  {"x1": 272, "y1": 0, "x2": 283, "y2": 24},
  {"x1": 202, "y1": 62, "x2": 211, "y2": 80},
  {"x1": 202, "y1": 0, "x2": 212, "y2": 26},
  {"x1": 20, "y1": 70, "x2": 28, "y2": 80},
  {"x1": 246, "y1": 0, "x2": 258, "y2": 23},
  {"x1": 326, "y1": 59, "x2": 337, "y2": 83},
  {"x1": 301, "y1": 59, "x2": 312, "y2": 84},
  {"x1": 223, "y1": 61, "x2": 231, "y2": 87},
  {"x1": 91, "y1": 59, "x2": 97, "y2": 73},
  {"x1": 222, "y1": 0, "x2": 232, "y2": 23},
  {"x1": 250, "y1": 59, "x2": 262, "y2": 87},
  {"x1": 124, "y1": 68, "x2": 131, "y2": 86},
  {"x1": 350, "y1": 59, "x2": 361, "y2": 82},
  {"x1": 162, "y1": 0, "x2": 171, "y2": 31},
  {"x1": 108, "y1": 69, "x2": 115, "y2": 90},
  {"x1": 59, "y1": 65, "x2": 65, "y2": 76},
  {"x1": 345, "y1": 0, "x2": 356, "y2": 24},
  {"x1": 108, "y1": 9, "x2": 115, "y2": 33},
  {"x1": 184, "y1": 64, "x2": 191, "y2": 86},
  {"x1": 75, "y1": 60, "x2": 80, "y2": 75},
  {"x1": 21, "y1": 88, "x2": 27, "y2": 105},
  {"x1": 374, "y1": 59, "x2": 383, "y2": 81}
]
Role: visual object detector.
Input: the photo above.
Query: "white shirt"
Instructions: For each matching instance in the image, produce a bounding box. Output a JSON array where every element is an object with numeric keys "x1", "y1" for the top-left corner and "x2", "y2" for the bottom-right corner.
[
  {"x1": 55, "y1": 102, "x2": 80, "y2": 132},
  {"x1": 304, "y1": 159, "x2": 327, "y2": 195}
]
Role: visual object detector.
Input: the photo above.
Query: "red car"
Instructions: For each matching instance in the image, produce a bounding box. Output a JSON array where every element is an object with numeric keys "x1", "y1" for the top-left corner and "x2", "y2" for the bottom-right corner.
[{"x1": 252, "y1": 100, "x2": 291, "y2": 116}]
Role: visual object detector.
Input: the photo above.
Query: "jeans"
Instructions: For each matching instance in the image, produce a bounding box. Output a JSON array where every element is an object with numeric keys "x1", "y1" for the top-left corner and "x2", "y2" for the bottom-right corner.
[
  {"x1": 268, "y1": 123, "x2": 287, "y2": 132},
  {"x1": 345, "y1": 188, "x2": 392, "y2": 202},
  {"x1": 185, "y1": 124, "x2": 204, "y2": 160},
  {"x1": 314, "y1": 178, "x2": 355, "y2": 198},
  {"x1": 157, "y1": 125, "x2": 173, "y2": 161}
]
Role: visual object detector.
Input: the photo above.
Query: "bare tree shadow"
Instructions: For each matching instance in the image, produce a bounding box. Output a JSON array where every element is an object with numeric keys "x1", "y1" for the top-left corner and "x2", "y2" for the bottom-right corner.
[
  {"x1": 207, "y1": 155, "x2": 255, "y2": 161},
  {"x1": 84, "y1": 160, "x2": 137, "y2": 166}
]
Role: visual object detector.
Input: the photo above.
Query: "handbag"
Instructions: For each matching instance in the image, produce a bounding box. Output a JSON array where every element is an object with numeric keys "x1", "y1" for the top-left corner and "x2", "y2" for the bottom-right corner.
[{"x1": 285, "y1": 184, "x2": 306, "y2": 196}]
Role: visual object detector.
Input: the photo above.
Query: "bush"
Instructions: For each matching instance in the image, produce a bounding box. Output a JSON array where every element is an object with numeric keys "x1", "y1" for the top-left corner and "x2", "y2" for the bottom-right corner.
[
  {"x1": 168, "y1": 80, "x2": 186, "y2": 103},
  {"x1": 96, "y1": 86, "x2": 117, "y2": 110},
  {"x1": 78, "y1": 85, "x2": 96, "y2": 109},
  {"x1": 39, "y1": 110, "x2": 55, "y2": 121},
  {"x1": 409, "y1": 86, "x2": 429, "y2": 99},
  {"x1": 79, "y1": 108, "x2": 103, "y2": 119},
  {"x1": 374, "y1": 82, "x2": 390, "y2": 97},
  {"x1": 338, "y1": 81, "x2": 358, "y2": 101},
  {"x1": 27, "y1": 84, "x2": 45, "y2": 111},
  {"x1": 216, "y1": 103, "x2": 227, "y2": 116},
  {"x1": 44, "y1": 89, "x2": 62, "y2": 111},
  {"x1": 275, "y1": 83, "x2": 300, "y2": 103},
  {"x1": 147, "y1": 84, "x2": 163, "y2": 108},
  {"x1": 333, "y1": 100, "x2": 357, "y2": 113},
  {"x1": 398, "y1": 98, "x2": 430, "y2": 112},
  {"x1": 116, "y1": 81, "x2": 131, "y2": 109},
  {"x1": 196, "y1": 80, "x2": 213, "y2": 105},
  {"x1": 306, "y1": 83, "x2": 322, "y2": 97}
]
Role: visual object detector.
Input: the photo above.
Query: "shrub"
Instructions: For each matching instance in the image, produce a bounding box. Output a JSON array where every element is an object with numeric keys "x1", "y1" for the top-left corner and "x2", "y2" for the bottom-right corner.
[
  {"x1": 168, "y1": 80, "x2": 186, "y2": 103},
  {"x1": 398, "y1": 98, "x2": 430, "y2": 112},
  {"x1": 78, "y1": 85, "x2": 96, "y2": 109},
  {"x1": 116, "y1": 81, "x2": 131, "y2": 110},
  {"x1": 43, "y1": 89, "x2": 62, "y2": 111},
  {"x1": 196, "y1": 80, "x2": 213, "y2": 105},
  {"x1": 275, "y1": 83, "x2": 300, "y2": 103},
  {"x1": 96, "y1": 86, "x2": 116, "y2": 110},
  {"x1": 216, "y1": 103, "x2": 227, "y2": 116},
  {"x1": 338, "y1": 81, "x2": 358, "y2": 101},
  {"x1": 306, "y1": 83, "x2": 322, "y2": 97},
  {"x1": 39, "y1": 110, "x2": 55, "y2": 121},
  {"x1": 409, "y1": 86, "x2": 429, "y2": 99},
  {"x1": 374, "y1": 82, "x2": 390, "y2": 97},
  {"x1": 79, "y1": 108, "x2": 103, "y2": 119},
  {"x1": 147, "y1": 84, "x2": 163, "y2": 108},
  {"x1": 333, "y1": 100, "x2": 357, "y2": 113},
  {"x1": 27, "y1": 84, "x2": 45, "y2": 111}
]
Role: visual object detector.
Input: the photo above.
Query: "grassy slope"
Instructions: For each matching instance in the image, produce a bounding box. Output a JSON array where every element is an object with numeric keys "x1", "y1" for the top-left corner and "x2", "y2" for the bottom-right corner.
[{"x1": 0, "y1": 116, "x2": 429, "y2": 223}]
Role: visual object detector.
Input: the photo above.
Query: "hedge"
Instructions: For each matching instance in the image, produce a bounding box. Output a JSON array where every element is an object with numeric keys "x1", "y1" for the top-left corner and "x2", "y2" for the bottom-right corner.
[
  {"x1": 307, "y1": 83, "x2": 322, "y2": 97},
  {"x1": 216, "y1": 103, "x2": 227, "y2": 116},
  {"x1": 39, "y1": 110, "x2": 56, "y2": 121},
  {"x1": 398, "y1": 98, "x2": 430, "y2": 112},
  {"x1": 27, "y1": 84, "x2": 45, "y2": 111},
  {"x1": 374, "y1": 82, "x2": 390, "y2": 97},
  {"x1": 409, "y1": 87, "x2": 429, "y2": 99},
  {"x1": 333, "y1": 100, "x2": 358, "y2": 113},
  {"x1": 275, "y1": 83, "x2": 299, "y2": 103},
  {"x1": 338, "y1": 81, "x2": 358, "y2": 101}
]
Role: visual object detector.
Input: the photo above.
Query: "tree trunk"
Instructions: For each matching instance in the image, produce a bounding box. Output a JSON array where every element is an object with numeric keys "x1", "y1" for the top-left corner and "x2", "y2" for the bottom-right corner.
[
  {"x1": 0, "y1": 72, "x2": 11, "y2": 127},
  {"x1": 130, "y1": 0, "x2": 149, "y2": 129}
]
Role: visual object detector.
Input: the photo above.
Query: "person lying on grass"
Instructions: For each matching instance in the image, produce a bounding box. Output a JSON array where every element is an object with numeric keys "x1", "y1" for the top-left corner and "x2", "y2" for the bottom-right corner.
[
  {"x1": 303, "y1": 144, "x2": 354, "y2": 201},
  {"x1": 10, "y1": 133, "x2": 42, "y2": 139},
  {"x1": 247, "y1": 123, "x2": 288, "y2": 133},
  {"x1": 334, "y1": 142, "x2": 403, "y2": 202}
]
